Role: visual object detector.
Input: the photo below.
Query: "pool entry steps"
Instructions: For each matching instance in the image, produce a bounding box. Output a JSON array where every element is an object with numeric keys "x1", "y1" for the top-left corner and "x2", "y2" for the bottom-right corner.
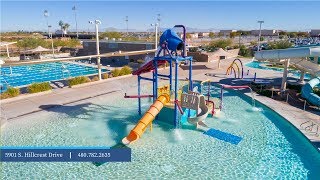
[{"x1": 204, "y1": 128, "x2": 242, "y2": 145}]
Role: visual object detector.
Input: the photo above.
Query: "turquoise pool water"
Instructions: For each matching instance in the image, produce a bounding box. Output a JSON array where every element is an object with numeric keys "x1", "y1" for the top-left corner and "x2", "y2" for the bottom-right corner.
[
  {"x1": 1, "y1": 84, "x2": 320, "y2": 179},
  {"x1": 246, "y1": 61, "x2": 312, "y2": 80},
  {"x1": 0, "y1": 62, "x2": 107, "y2": 92}
]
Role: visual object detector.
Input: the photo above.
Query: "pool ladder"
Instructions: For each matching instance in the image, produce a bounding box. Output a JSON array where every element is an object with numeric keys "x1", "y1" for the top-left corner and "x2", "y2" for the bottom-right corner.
[{"x1": 300, "y1": 120, "x2": 319, "y2": 137}]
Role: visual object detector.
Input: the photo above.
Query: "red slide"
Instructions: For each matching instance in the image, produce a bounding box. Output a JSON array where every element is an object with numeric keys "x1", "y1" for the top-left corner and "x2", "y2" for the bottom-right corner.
[{"x1": 132, "y1": 60, "x2": 167, "y2": 75}]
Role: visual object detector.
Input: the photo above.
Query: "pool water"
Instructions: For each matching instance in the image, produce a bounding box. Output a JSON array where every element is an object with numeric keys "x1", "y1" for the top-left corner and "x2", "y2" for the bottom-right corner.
[
  {"x1": 1, "y1": 85, "x2": 320, "y2": 179},
  {"x1": 246, "y1": 61, "x2": 312, "y2": 80},
  {"x1": 0, "y1": 62, "x2": 107, "y2": 92}
]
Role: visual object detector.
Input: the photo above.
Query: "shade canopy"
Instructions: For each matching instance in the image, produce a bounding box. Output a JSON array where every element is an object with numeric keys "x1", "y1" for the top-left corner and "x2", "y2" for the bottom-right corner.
[
  {"x1": 28, "y1": 46, "x2": 51, "y2": 53},
  {"x1": 212, "y1": 48, "x2": 235, "y2": 57}
]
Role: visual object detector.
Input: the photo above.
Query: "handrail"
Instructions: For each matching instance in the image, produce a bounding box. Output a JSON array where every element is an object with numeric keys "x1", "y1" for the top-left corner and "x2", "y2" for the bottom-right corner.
[
  {"x1": 124, "y1": 93, "x2": 154, "y2": 98},
  {"x1": 205, "y1": 100, "x2": 215, "y2": 115},
  {"x1": 200, "y1": 79, "x2": 211, "y2": 85},
  {"x1": 222, "y1": 85, "x2": 250, "y2": 89},
  {"x1": 200, "y1": 80, "x2": 211, "y2": 102},
  {"x1": 220, "y1": 84, "x2": 255, "y2": 110},
  {"x1": 174, "y1": 100, "x2": 184, "y2": 114}
]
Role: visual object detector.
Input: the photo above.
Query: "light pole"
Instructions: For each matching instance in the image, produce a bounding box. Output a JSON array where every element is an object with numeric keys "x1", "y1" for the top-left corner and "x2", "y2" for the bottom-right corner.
[
  {"x1": 157, "y1": 14, "x2": 161, "y2": 37},
  {"x1": 151, "y1": 23, "x2": 158, "y2": 50},
  {"x1": 48, "y1": 25, "x2": 55, "y2": 58},
  {"x1": 239, "y1": 32, "x2": 242, "y2": 47},
  {"x1": 72, "y1": 6, "x2": 79, "y2": 38},
  {"x1": 125, "y1": 16, "x2": 128, "y2": 35},
  {"x1": 89, "y1": 20, "x2": 102, "y2": 80},
  {"x1": 257, "y1": 20, "x2": 264, "y2": 51},
  {"x1": 44, "y1": 10, "x2": 49, "y2": 35}
]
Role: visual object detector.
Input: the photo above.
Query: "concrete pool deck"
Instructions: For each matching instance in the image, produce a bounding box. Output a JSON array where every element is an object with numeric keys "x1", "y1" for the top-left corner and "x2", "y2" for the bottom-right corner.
[{"x1": 1, "y1": 57, "x2": 319, "y2": 148}]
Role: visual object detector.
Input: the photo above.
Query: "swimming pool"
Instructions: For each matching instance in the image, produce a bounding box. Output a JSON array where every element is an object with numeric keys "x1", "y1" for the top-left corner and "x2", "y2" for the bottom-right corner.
[
  {"x1": 1, "y1": 84, "x2": 320, "y2": 179},
  {"x1": 0, "y1": 62, "x2": 107, "y2": 92},
  {"x1": 246, "y1": 61, "x2": 311, "y2": 80}
]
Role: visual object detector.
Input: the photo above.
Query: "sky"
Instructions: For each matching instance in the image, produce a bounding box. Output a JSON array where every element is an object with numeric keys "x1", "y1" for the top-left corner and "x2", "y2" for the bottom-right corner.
[{"x1": 1, "y1": 1, "x2": 320, "y2": 32}]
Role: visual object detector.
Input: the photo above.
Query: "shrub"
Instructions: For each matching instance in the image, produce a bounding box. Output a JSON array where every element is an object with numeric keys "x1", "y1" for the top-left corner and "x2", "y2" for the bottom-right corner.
[
  {"x1": 111, "y1": 68, "x2": 121, "y2": 77},
  {"x1": 268, "y1": 40, "x2": 293, "y2": 50},
  {"x1": 120, "y1": 66, "x2": 132, "y2": 75},
  {"x1": 314, "y1": 88, "x2": 320, "y2": 96},
  {"x1": 239, "y1": 45, "x2": 253, "y2": 57},
  {"x1": 0, "y1": 87, "x2": 20, "y2": 99},
  {"x1": 257, "y1": 89, "x2": 272, "y2": 97},
  {"x1": 287, "y1": 84, "x2": 302, "y2": 93},
  {"x1": 206, "y1": 39, "x2": 232, "y2": 51},
  {"x1": 102, "y1": 73, "x2": 109, "y2": 79},
  {"x1": 68, "y1": 76, "x2": 91, "y2": 87},
  {"x1": 188, "y1": 47, "x2": 198, "y2": 52},
  {"x1": 27, "y1": 82, "x2": 52, "y2": 93},
  {"x1": 91, "y1": 76, "x2": 99, "y2": 81}
]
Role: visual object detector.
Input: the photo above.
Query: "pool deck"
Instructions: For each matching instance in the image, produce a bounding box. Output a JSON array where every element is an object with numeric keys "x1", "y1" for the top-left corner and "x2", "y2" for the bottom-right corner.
[{"x1": 1, "y1": 57, "x2": 319, "y2": 149}]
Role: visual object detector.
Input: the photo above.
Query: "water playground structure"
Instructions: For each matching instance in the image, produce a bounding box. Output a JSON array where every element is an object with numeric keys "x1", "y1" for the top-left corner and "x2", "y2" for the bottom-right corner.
[
  {"x1": 226, "y1": 58, "x2": 244, "y2": 79},
  {"x1": 255, "y1": 46, "x2": 320, "y2": 107},
  {"x1": 122, "y1": 25, "x2": 243, "y2": 145}
]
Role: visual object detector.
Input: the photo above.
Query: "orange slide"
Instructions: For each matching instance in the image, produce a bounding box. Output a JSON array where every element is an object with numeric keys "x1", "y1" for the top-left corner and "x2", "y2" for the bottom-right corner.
[{"x1": 122, "y1": 94, "x2": 170, "y2": 145}]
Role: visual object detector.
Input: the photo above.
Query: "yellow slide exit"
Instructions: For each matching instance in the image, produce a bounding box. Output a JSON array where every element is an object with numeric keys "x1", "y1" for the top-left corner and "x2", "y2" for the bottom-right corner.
[{"x1": 122, "y1": 94, "x2": 170, "y2": 145}]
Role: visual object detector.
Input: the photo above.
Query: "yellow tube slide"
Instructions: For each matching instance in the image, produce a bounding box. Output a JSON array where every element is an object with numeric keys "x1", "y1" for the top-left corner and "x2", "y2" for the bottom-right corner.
[{"x1": 122, "y1": 94, "x2": 170, "y2": 145}]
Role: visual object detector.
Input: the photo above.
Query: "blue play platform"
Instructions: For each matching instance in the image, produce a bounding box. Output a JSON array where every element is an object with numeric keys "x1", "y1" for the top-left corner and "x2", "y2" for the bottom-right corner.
[{"x1": 204, "y1": 128, "x2": 242, "y2": 145}]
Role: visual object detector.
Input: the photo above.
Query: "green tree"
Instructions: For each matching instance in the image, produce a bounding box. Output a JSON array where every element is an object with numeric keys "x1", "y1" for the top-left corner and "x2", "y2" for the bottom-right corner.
[
  {"x1": 188, "y1": 47, "x2": 198, "y2": 52},
  {"x1": 100, "y1": 31, "x2": 122, "y2": 39},
  {"x1": 62, "y1": 23, "x2": 70, "y2": 33},
  {"x1": 209, "y1": 32, "x2": 215, "y2": 38},
  {"x1": 239, "y1": 45, "x2": 252, "y2": 57},
  {"x1": 279, "y1": 31, "x2": 287, "y2": 36},
  {"x1": 238, "y1": 30, "x2": 250, "y2": 36},
  {"x1": 268, "y1": 40, "x2": 293, "y2": 49},
  {"x1": 186, "y1": 33, "x2": 192, "y2": 39},
  {"x1": 16, "y1": 38, "x2": 47, "y2": 49},
  {"x1": 58, "y1": 20, "x2": 64, "y2": 31},
  {"x1": 207, "y1": 39, "x2": 232, "y2": 51},
  {"x1": 297, "y1": 32, "x2": 309, "y2": 37},
  {"x1": 288, "y1": 32, "x2": 297, "y2": 38},
  {"x1": 230, "y1": 32, "x2": 237, "y2": 39}
]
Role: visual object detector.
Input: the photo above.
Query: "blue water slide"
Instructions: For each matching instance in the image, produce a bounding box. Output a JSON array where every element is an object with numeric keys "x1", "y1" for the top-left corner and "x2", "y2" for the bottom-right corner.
[
  {"x1": 301, "y1": 77, "x2": 320, "y2": 106},
  {"x1": 159, "y1": 29, "x2": 184, "y2": 52}
]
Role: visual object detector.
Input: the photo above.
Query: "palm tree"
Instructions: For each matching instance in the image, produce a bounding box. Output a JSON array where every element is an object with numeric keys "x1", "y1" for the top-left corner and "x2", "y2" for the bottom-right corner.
[
  {"x1": 58, "y1": 20, "x2": 64, "y2": 37},
  {"x1": 62, "y1": 23, "x2": 70, "y2": 35},
  {"x1": 58, "y1": 20, "x2": 64, "y2": 31}
]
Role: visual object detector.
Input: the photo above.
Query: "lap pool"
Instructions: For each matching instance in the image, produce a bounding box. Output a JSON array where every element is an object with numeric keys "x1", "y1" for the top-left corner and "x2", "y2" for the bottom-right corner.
[
  {"x1": 0, "y1": 62, "x2": 107, "y2": 92},
  {"x1": 1, "y1": 84, "x2": 319, "y2": 179}
]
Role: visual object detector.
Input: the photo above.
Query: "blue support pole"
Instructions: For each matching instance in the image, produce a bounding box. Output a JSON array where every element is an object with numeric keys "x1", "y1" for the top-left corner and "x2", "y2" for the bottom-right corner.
[
  {"x1": 154, "y1": 60, "x2": 158, "y2": 100},
  {"x1": 138, "y1": 75, "x2": 141, "y2": 115},
  {"x1": 174, "y1": 60, "x2": 179, "y2": 128},
  {"x1": 169, "y1": 60, "x2": 172, "y2": 91},
  {"x1": 152, "y1": 71, "x2": 156, "y2": 102},
  {"x1": 189, "y1": 58, "x2": 193, "y2": 91}
]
